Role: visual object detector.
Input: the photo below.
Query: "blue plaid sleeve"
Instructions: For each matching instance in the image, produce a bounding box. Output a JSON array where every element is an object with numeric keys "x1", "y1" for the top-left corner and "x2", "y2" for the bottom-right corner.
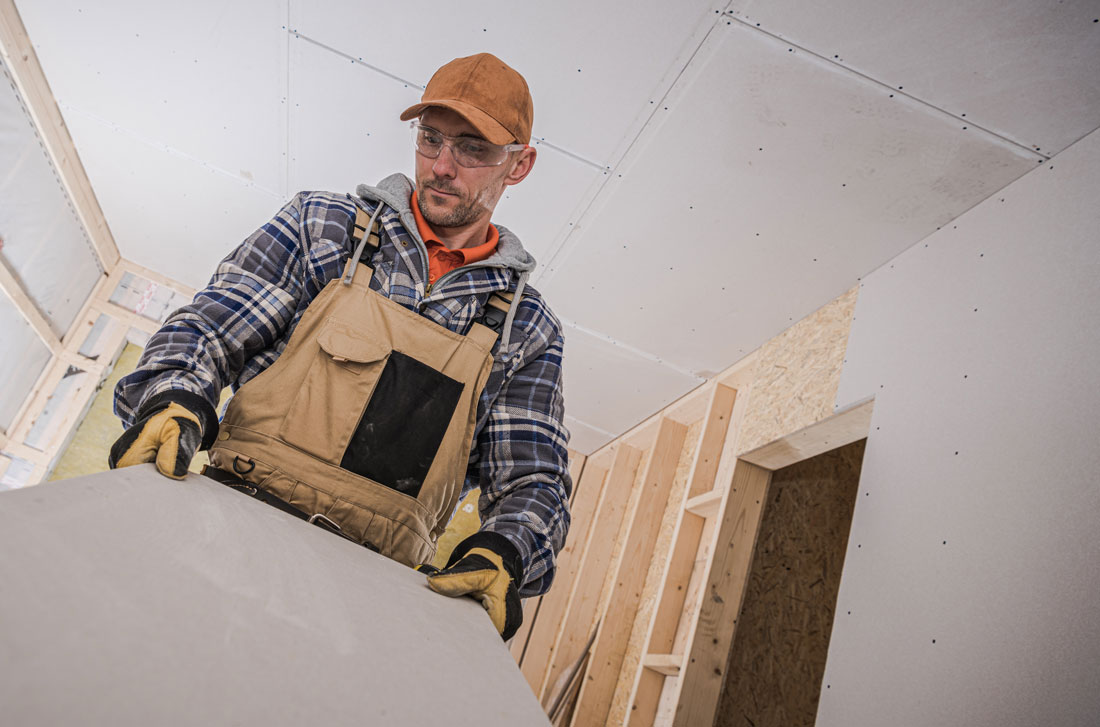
[
  {"x1": 113, "y1": 193, "x2": 317, "y2": 431},
  {"x1": 476, "y1": 306, "x2": 572, "y2": 597}
]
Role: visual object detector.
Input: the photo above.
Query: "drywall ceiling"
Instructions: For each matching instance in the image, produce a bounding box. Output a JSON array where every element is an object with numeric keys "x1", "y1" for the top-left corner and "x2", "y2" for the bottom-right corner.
[{"x1": 11, "y1": 0, "x2": 1100, "y2": 452}]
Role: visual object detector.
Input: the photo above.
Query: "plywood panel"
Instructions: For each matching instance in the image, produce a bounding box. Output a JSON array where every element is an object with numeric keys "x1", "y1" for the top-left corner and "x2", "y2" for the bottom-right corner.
[
  {"x1": 726, "y1": 0, "x2": 1100, "y2": 154},
  {"x1": 737, "y1": 287, "x2": 858, "y2": 453},
  {"x1": 715, "y1": 440, "x2": 865, "y2": 727},
  {"x1": 0, "y1": 465, "x2": 549, "y2": 725},
  {"x1": 540, "y1": 20, "x2": 1040, "y2": 375},
  {"x1": 824, "y1": 130, "x2": 1100, "y2": 726}
]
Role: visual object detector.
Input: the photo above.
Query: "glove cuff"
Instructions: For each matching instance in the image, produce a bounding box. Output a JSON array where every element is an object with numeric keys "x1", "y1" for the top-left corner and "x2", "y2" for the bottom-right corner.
[
  {"x1": 447, "y1": 531, "x2": 523, "y2": 585},
  {"x1": 137, "y1": 390, "x2": 220, "y2": 451}
]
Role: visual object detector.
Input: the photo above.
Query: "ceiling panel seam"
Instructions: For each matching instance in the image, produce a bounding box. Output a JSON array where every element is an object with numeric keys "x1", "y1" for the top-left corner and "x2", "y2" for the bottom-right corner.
[
  {"x1": 282, "y1": 3, "x2": 291, "y2": 200},
  {"x1": 287, "y1": 29, "x2": 606, "y2": 173},
  {"x1": 564, "y1": 316, "x2": 707, "y2": 382},
  {"x1": 58, "y1": 103, "x2": 284, "y2": 202},
  {"x1": 721, "y1": 12, "x2": 1053, "y2": 161},
  {"x1": 564, "y1": 415, "x2": 616, "y2": 438},
  {"x1": 532, "y1": 12, "x2": 731, "y2": 285},
  {"x1": 288, "y1": 30, "x2": 423, "y2": 92}
]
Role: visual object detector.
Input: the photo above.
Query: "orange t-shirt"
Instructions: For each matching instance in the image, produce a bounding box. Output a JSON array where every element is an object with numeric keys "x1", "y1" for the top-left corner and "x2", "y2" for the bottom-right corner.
[{"x1": 410, "y1": 193, "x2": 499, "y2": 284}]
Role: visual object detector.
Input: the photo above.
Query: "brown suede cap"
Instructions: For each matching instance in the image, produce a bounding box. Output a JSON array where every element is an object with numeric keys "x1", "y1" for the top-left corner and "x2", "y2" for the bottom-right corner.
[{"x1": 400, "y1": 53, "x2": 533, "y2": 145}]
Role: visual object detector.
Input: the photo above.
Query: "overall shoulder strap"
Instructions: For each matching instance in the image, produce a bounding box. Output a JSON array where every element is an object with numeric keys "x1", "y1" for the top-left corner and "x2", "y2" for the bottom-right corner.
[
  {"x1": 341, "y1": 203, "x2": 384, "y2": 284},
  {"x1": 473, "y1": 271, "x2": 529, "y2": 350}
]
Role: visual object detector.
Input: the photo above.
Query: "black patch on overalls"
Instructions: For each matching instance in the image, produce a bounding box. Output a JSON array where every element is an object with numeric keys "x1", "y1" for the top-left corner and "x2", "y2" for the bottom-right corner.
[{"x1": 340, "y1": 351, "x2": 464, "y2": 498}]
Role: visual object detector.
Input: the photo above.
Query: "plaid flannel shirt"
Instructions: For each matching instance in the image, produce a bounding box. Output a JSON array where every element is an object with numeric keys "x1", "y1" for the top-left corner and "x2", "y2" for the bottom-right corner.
[{"x1": 114, "y1": 174, "x2": 571, "y2": 596}]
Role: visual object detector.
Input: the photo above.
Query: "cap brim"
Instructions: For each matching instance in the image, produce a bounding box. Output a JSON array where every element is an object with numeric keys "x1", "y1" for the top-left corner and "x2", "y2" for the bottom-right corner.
[{"x1": 399, "y1": 99, "x2": 518, "y2": 145}]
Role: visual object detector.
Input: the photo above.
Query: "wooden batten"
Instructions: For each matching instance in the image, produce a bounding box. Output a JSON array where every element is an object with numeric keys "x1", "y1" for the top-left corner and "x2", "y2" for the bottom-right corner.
[
  {"x1": 684, "y1": 490, "x2": 722, "y2": 517},
  {"x1": 537, "y1": 444, "x2": 642, "y2": 703},
  {"x1": 672, "y1": 461, "x2": 772, "y2": 727},
  {"x1": 119, "y1": 260, "x2": 198, "y2": 300},
  {"x1": 0, "y1": 256, "x2": 63, "y2": 355},
  {"x1": 517, "y1": 457, "x2": 606, "y2": 686},
  {"x1": 623, "y1": 384, "x2": 738, "y2": 726},
  {"x1": 642, "y1": 654, "x2": 682, "y2": 677},
  {"x1": 571, "y1": 417, "x2": 689, "y2": 727},
  {"x1": 739, "y1": 397, "x2": 874, "y2": 470}
]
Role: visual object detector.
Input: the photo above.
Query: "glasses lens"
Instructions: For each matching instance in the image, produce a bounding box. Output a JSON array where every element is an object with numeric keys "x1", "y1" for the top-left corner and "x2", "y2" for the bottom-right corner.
[
  {"x1": 412, "y1": 123, "x2": 507, "y2": 168},
  {"x1": 413, "y1": 125, "x2": 443, "y2": 158}
]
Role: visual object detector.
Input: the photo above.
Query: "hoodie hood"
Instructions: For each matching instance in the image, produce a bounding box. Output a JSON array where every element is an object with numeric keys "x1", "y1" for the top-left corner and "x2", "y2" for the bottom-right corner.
[{"x1": 356, "y1": 174, "x2": 537, "y2": 274}]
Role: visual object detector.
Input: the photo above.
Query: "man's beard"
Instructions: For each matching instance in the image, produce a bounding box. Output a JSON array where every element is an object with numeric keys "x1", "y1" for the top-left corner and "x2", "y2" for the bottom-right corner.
[{"x1": 417, "y1": 179, "x2": 497, "y2": 228}]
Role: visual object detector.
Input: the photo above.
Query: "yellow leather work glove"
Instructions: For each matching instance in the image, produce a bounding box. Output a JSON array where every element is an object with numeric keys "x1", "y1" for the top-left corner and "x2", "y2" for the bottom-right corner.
[
  {"x1": 423, "y1": 532, "x2": 524, "y2": 640},
  {"x1": 109, "y1": 401, "x2": 203, "y2": 480}
]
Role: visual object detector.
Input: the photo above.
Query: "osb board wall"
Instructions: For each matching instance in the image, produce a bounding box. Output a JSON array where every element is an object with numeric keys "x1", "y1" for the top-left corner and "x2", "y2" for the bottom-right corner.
[
  {"x1": 608, "y1": 418, "x2": 704, "y2": 725},
  {"x1": 715, "y1": 439, "x2": 866, "y2": 727},
  {"x1": 737, "y1": 286, "x2": 858, "y2": 454}
]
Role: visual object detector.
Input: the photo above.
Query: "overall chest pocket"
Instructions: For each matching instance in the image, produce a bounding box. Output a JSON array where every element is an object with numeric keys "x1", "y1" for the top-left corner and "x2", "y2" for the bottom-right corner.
[{"x1": 278, "y1": 321, "x2": 389, "y2": 462}]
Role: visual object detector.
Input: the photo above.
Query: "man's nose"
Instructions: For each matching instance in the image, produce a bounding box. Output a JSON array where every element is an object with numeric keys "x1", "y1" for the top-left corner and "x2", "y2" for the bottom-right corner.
[{"x1": 431, "y1": 143, "x2": 458, "y2": 178}]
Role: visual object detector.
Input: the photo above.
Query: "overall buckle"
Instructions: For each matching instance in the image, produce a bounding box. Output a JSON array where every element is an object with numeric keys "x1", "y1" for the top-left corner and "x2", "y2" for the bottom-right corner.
[{"x1": 308, "y1": 513, "x2": 343, "y2": 534}]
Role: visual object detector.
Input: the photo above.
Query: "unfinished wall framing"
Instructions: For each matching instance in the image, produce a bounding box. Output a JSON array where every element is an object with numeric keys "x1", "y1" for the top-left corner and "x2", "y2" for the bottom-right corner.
[{"x1": 511, "y1": 285, "x2": 866, "y2": 725}]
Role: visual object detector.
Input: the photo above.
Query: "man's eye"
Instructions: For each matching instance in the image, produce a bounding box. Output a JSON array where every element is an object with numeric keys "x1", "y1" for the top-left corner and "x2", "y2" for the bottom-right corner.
[
  {"x1": 458, "y1": 140, "x2": 489, "y2": 156},
  {"x1": 421, "y1": 132, "x2": 443, "y2": 146}
]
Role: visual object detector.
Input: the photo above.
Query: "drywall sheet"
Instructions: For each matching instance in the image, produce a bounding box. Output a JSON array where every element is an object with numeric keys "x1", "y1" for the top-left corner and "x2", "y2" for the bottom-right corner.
[
  {"x1": 288, "y1": 0, "x2": 721, "y2": 166},
  {"x1": 726, "y1": 0, "x2": 1100, "y2": 154},
  {"x1": 59, "y1": 110, "x2": 285, "y2": 290},
  {"x1": 0, "y1": 58, "x2": 100, "y2": 333},
  {"x1": 286, "y1": 34, "x2": 603, "y2": 266},
  {"x1": 822, "y1": 131, "x2": 1100, "y2": 725},
  {"x1": 540, "y1": 18, "x2": 1041, "y2": 376},
  {"x1": 560, "y1": 322, "x2": 703, "y2": 452},
  {"x1": 0, "y1": 298, "x2": 50, "y2": 431},
  {"x1": 16, "y1": 0, "x2": 290, "y2": 197},
  {"x1": 0, "y1": 465, "x2": 549, "y2": 726}
]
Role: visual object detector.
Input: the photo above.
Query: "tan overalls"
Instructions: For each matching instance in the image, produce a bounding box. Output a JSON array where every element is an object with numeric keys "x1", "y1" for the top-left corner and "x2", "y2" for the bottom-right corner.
[{"x1": 208, "y1": 203, "x2": 517, "y2": 568}]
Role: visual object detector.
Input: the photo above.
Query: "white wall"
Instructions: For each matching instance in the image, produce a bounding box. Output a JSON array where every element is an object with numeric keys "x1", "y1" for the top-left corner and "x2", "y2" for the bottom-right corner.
[{"x1": 821, "y1": 129, "x2": 1100, "y2": 725}]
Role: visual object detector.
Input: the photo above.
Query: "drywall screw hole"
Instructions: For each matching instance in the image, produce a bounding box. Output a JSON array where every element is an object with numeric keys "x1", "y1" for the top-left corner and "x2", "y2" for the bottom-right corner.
[{"x1": 932, "y1": 639, "x2": 936, "y2": 644}]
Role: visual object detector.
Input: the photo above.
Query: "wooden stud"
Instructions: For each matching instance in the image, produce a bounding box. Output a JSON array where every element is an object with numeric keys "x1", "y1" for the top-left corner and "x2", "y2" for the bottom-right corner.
[
  {"x1": 672, "y1": 461, "x2": 772, "y2": 727},
  {"x1": 625, "y1": 384, "x2": 738, "y2": 726},
  {"x1": 513, "y1": 450, "x2": 587, "y2": 668},
  {"x1": 0, "y1": 255, "x2": 62, "y2": 355},
  {"x1": 119, "y1": 260, "x2": 197, "y2": 300},
  {"x1": 642, "y1": 654, "x2": 682, "y2": 677},
  {"x1": 571, "y1": 417, "x2": 689, "y2": 727},
  {"x1": 518, "y1": 459, "x2": 608, "y2": 688},
  {"x1": 0, "y1": 0, "x2": 121, "y2": 271},
  {"x1": 510, "y1": 596, "x2": 542, "y2": 665},
  {"x1": 90, "y1": 299, "x2": 161, "y2": 336},
  {"x1": 739, "y1": 397, "x2": 874, "y2": 470},
  {"x1": 537, "y1": 445, "x2": 642, "y2": 703}
]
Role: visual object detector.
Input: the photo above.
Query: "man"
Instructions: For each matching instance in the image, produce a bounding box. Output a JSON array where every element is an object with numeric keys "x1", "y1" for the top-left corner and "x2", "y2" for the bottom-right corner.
[{"x1": 109, "y1": 53, "x2": 571, "y2": 641}]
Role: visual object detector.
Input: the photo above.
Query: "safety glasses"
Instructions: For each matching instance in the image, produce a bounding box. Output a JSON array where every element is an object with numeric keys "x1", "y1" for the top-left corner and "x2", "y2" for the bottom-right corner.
[{"x1": 410, "y1": 121, "x2": 526, "y2": 168}]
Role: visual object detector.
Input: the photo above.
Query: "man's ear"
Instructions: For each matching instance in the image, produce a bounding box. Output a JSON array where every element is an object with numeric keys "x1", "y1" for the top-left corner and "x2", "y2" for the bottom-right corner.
[{"x1": 503, "y1": 146, "x2": 536, "y2": 187}]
